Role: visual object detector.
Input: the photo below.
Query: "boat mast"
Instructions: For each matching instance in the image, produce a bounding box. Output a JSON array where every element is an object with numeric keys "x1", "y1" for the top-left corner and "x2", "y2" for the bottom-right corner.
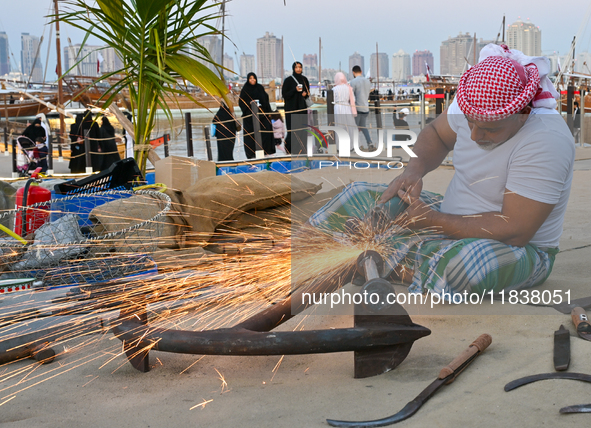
[
  {"x1": 54, "y1": 0, "x2": 65, "y2": 141},
  {"x1": 318, "y1": 37, "x2": 321, "y2": 87},
  {"x1": 473, "y1": 33, "x2": 476, "y2": 65},
  {"x1": 502, "y1": 15, "x2": 505, "y2": 44},
  {"x1": 376, "y1": 42, "x2": 379, "y2": 90},
  {"x1": 220, "y1": 0, "x2": 225, "y2": 77}
]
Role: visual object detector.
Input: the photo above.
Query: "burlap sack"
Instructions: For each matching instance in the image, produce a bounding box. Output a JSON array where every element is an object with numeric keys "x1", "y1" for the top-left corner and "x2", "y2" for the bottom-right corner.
[{"x1": 163, "y1": 171, "x2": 322, "y2": 245}]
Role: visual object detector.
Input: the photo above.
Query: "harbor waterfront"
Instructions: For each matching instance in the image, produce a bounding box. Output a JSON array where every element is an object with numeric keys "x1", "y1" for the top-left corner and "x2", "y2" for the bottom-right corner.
[{"x1": 1, "y1": 1, "x2": 591, "y2": 427}]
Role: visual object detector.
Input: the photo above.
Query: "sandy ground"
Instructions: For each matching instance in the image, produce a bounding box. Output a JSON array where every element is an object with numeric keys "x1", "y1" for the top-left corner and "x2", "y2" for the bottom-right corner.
[{"x1": 1, "y1": 150, "x2": 591, "y2": 427}]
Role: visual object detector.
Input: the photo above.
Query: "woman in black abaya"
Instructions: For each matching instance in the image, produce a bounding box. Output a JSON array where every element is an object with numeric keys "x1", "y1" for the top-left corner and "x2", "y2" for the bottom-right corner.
[
  {"x1": 79, "y1": 111, "x2": 101, "y2": 172},
  {"x1": 282, "y1": 62, "x2": 311, "y2": 154},
  {"x1": 99, "y1": 117, "x2": 121, "y2": 170},
  {"x1": 213, "y1": 103, "x2": 240, "y2": 161},
  {"x1": 238, "y1": 72, "x2": 275, "y2": 158},
  {"x1": 68, "y1": 113, "x2": 85, "y2": 173}
]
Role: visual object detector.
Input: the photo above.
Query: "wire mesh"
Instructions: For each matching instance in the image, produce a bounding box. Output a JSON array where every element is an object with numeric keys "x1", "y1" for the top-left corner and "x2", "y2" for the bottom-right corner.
[{"x1": 0, "y1": 190, "x2": 171, "y2": 287}]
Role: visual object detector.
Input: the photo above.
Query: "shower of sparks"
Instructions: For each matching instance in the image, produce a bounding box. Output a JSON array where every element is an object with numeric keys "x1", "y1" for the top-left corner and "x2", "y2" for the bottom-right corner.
[
  {"x1": 0, "y1": 395, "x2": 16, "y2": 407},
  {"x1": 179, "y1": 355, "x2": 206, "y2": 375},
  {"x1": 469, "y1": 176, "x2": 499, "y2": 186},
  {"x1": 494, "y1": 214, "x2": 510, "y2": 223},
  {"x1": 0, "y1": 184, "x2": 439, "y2": 404},
  {"x1": 270, "y1": 355, "x2": 285, "y2": 382},
  {"x1": 214, "y1": 368, "x2": 229, "y2": 394},
  {"x1": 190, "y1": 398, "x2": 213, "y2": 410},
  {"x1": 81, "y1": 375, "x2": 99, "y2": 387}
]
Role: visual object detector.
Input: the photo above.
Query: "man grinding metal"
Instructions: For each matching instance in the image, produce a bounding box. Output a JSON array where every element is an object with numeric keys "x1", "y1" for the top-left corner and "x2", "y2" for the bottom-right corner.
[{"x1": 307, "y1": 44, "x2": 574, "y2": 302}]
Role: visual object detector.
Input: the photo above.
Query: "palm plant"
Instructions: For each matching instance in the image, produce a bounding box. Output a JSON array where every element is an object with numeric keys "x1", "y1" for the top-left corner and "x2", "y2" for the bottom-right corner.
[{"x1": 58, "y1": 0, "x2": 231, "y2": 173}]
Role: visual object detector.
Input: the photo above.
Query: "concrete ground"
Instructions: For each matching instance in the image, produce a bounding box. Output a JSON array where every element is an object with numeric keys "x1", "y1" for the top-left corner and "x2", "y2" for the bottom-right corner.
[{"x1": 1, "y1": 149, "x2": 591, "y2": 428}]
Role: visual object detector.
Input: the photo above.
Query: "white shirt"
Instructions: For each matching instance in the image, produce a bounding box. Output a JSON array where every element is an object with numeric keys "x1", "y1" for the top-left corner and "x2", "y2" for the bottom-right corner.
[{"x1": 443, "y1": 99, "x2": 575, "y2": 248}]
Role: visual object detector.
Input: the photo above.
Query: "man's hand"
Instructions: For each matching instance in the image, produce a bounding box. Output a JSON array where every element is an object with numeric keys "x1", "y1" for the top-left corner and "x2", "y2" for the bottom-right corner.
[
  {"x1": 379, "y1": 171, "x2": 423, "y2": 204},
  {"x1": 396, "y1": 186, "x2": 435, "y2": 230}
]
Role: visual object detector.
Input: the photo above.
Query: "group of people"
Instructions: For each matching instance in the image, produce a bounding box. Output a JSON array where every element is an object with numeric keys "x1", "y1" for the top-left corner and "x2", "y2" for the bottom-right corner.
[
  {"x1": 212, "y1": 61, "x2": 311, "y2": 161},
  {"x1": 68, "y1": 111, "x2": 120, "y2": 174},
  {"x1": 19, "y1": 112, "x2": 121, "y2": 175},
  {"x1": 22, "y1": 118, "x2": 49, "y2": 173}
]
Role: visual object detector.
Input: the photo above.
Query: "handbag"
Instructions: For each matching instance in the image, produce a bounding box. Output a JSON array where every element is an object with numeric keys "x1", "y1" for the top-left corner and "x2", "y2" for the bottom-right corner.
[{"x1": 291, "y1": 75, "x2": 313, "y2": 108}]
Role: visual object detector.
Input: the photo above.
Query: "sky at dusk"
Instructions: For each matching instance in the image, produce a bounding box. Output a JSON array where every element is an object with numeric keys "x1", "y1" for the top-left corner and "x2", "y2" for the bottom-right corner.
[{"x1": 1, "y1": 0, "x2": 590, "y2": 80}]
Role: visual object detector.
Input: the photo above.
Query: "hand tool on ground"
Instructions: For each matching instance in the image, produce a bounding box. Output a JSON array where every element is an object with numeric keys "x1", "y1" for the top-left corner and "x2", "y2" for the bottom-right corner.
[
  {"x1": 571, "y1": 306, "x2": 591, "y2": 341},
  {"x1": 559, "y1": 403, "x2": 591, "y2": 414},
  {"x1": 326, "y1": 334, "x2": 492, "y2": 427},
  {"x1": 552, "y1": 296, "x2": 591, "y2": 314},
  {"x1": 504, "y1": 372, "x2": 591, "y2": 391},
  {"x1": 553, "y1": 324, "x2": 570, "y2": 371}
]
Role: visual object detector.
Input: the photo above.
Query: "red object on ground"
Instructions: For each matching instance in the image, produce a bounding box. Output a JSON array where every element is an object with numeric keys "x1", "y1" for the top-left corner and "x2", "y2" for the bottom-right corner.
[{"x1": 15, "y1": 183, "x2": 52, "y2": 236}]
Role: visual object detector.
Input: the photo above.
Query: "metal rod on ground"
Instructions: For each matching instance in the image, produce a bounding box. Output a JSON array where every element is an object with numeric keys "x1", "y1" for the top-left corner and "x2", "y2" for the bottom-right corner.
[
  {"x1": 47, "y1": 131, "x2": 54, "y2": 175},
  {"x1": 163, "y1": 133, "x2": 169, "y2": 158},
  {"x1": 250, "y1": 100, "x2": 263, "y2": 158},
  {"x1": 185, "y1": 112, "x2": 194, "y2": 157},
  {"x1": 203, "y1": 126, "x2": 213, "y2": 161},
  {"x1": 11, "y1": 139, "x2": 18, "y2": 178},
  {"x1": 580, "y1": 88, "x2": 586, "y2": 145},
  {"x1": 84, "y1": 129, "x2": 92, "y2": 174}
]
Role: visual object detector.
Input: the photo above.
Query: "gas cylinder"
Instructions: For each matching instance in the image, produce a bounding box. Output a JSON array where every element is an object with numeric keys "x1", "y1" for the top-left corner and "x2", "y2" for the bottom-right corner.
[{"x1": 15, "y1": 181, "x2": 52, "y2": 237}]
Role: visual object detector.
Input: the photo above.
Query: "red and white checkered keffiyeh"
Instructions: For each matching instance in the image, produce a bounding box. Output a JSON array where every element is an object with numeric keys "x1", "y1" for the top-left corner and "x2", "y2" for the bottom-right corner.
[{"x1": 456, "y1": 44, "x2": 558, "y2": 122}]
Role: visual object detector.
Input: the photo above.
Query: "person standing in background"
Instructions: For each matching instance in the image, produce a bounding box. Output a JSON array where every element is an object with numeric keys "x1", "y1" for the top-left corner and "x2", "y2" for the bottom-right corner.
[
  {"x1": 213, "y1": 103, "x2": 240, "y2": 161},
  {"x1": 239, "y1": 72, "x2": 274, "y2": 158},
  {"x1": 573, "y1": 101, "x2": 581, "y2": 145},
  {"x1": 79, "y1": 110, "x2": 101, "y2": 172},
  {"x1": 68, "y1": 113, "x2": 85, "y2": 173},
  {"x1": 282, "y1": 62, "x2": 310, "y2": 154},
  {"x1": 349, "y1": 66, "x2": 375, "y2": 151},
  {"x1": 99, "y1": 117, "x2": 121, "y2": 170}
]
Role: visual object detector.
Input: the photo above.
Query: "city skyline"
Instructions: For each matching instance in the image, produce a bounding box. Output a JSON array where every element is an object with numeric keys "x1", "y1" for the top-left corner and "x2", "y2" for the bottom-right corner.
[{"x1": 1, "y1": 0, "x2": 590, "y2": 82}]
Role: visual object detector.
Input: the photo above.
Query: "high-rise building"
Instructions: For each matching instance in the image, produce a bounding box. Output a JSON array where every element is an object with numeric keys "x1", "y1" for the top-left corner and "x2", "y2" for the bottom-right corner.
[
  {"x1": 101, "y1": 47, "x2": 124, "y2": 73},
  {"x1": 412, "y1": 50, "x2": 434, "y2": 76},
  {"x1": 440, "y1": 33, "x2": 491, "y2": 75},
  {"x1": 0, "y1": 32, "x2": 10, "y2": 76},
  {"x1": 223, "y1": 53, "x2": 234, "y2": 79},
  {"x1": 64, "y1": 44, "x2": 102, "y2": 77},
  {"x1": 506, "y1": 18, "x2": 541, "y2": 57},
  {"x1": 321, "y1": 68, "x2": 338, "y2": 82},
  {"x1": 21, "y1": 33, "x2": 43, "y2": 82},
  {"x1": 303, "y1": 54, "x2": 318, "y2": 81},
  {"x1": 240, "y1": 54, "x2": 255, "y2": 77},
  {"x1": 391, "y1": 50, "x2": 411, "y2": 81},
  {"x1": 256, "y1": 32, "x2": 283, "y2": 81},
  {"x1": 370, "y1": 53, "x2": 389, "y2": 79},
  {"x1": 196, "y1": 35, "x2": 223, "y2": 75},
  {"x1": 348, "y1": 52, "x2": 364, "y2": 79}
]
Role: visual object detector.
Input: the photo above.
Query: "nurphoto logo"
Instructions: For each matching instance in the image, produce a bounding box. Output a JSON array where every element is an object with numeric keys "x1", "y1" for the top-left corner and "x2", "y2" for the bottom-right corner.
[{"x1": 306, "y1": 124, "x2": 418, "y2": 170}]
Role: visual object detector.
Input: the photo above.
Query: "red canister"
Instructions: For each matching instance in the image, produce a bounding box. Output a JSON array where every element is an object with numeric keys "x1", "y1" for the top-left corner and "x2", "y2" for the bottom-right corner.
[{"x1": 15, "y1": 183, "x2": 51, "y2": 236}]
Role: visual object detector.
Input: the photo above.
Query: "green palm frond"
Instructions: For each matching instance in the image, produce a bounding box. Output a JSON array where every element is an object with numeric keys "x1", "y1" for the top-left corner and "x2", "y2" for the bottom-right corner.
[{"x1": 57, "y1": 0, "x2": 230, "y2": 173}]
